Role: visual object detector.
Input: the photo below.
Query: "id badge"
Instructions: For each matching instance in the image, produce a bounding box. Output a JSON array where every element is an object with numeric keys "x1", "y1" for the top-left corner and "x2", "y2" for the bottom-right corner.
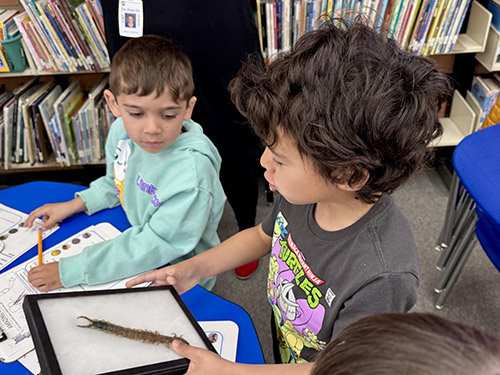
[{"x1": 119, "y1": 0, "x2": 143, "y2": 38}]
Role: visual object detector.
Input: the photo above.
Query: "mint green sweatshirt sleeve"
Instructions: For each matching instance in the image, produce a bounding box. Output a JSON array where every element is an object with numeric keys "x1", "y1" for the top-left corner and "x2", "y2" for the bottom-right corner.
[{"x1": 59, "y1": 186, "x2": 214, "y2": 286}]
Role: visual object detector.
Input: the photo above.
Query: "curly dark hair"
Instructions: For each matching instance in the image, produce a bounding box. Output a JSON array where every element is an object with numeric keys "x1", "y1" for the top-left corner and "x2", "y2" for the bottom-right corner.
[{"x1": 230, "y1": 17, "x2": 452, "y2": 203}]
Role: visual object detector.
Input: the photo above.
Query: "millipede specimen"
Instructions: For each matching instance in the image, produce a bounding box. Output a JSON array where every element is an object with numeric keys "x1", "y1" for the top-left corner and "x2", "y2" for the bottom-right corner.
[{"x1": 76, "y1": 316, "x2": 189, "y2": 348}]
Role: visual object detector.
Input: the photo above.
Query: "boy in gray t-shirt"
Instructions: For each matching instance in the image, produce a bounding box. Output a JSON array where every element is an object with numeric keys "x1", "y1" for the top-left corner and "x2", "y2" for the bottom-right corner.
[
  {"x1": 261, "y1": 193, "x2": 419, "y2": 363},
  {"x1": 128, "y1": 18, "x2": 452, "y2": 373}
]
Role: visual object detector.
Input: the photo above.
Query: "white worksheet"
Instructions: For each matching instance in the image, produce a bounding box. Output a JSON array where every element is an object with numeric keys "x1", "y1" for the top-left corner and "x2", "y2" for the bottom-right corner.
[
  {"x1": 199, "y1": 320, "x2": 239, "y2": 362},
  {"x1": 0, "y1": 223, "x2": 143, "y2": 363},
  {"x1": 0, "y1": 203, "x2": 58, "y2": 271}
]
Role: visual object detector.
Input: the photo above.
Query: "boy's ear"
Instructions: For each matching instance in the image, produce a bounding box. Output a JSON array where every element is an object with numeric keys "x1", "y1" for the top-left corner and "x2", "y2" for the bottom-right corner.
[
  {"x1": 104, "y1": 89, "x2": 122, "y2": 118},
  {"x1": 336, "y1": 170, "x2": 370, "y2": 192},
  {"x1": 183, "y1": 96, "x2": 197, "y2": 121}
]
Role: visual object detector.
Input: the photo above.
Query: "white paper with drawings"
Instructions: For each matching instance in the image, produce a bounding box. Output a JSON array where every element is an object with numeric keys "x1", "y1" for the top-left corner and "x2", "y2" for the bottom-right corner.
[
  {"x1": 199, "y1": 320, "x2": 239, "y2": 362},
  {"x1": 0, "y1": 203, "x2": 59, "y2": 271},
  {"x1": 0, "y1": 222, "x2": 142, "y2": 363}
]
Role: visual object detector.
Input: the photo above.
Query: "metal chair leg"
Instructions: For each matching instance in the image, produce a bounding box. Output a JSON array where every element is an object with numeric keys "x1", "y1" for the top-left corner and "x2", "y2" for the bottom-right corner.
[
  {"x1": 436, "y1": 201, "x2": 476, "y2": 271},
  {"x1": 436, "y1": 173, "x2": 460, "y2": 250},
  {"x1": 435, "y1": 231, "x2": 478, "y2": 309},
  {"x1": 435, "y1": 211, "x2": 477, "y2": 292}
]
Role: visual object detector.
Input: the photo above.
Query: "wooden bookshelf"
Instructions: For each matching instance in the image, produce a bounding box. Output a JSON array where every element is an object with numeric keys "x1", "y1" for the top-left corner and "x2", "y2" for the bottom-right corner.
[
  {"x1": 0, "y1": 0, "x2": 20, "y2": 5},
  {"x1": 0, "y1": 0, "x2": 111, "y2": 180},
  {"x1": 1, "y1": 68, "x2": 110, "y2": 78}
]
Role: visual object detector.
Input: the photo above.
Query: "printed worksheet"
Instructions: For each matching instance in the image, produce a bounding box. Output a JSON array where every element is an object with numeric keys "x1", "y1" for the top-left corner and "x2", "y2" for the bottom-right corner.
[
  {"x1": 199, "y1": 320, "x2": 239, "y2": 362},
  {"x1": 0, "y1": 223, "x2": 142, "y2": 363},
  {"x1": 0, "y1": 203, "x2": 58, "y2": 271}
]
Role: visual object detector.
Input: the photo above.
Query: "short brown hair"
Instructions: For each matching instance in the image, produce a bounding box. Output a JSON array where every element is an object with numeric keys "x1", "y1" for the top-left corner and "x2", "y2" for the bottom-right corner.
[
  {"x1": 230, "y1": 17, "x2": 452, "y2": 203},
  {"x1": 109, "y1": 35, "x2": 194, "y2": 102},
  {"x1": 312, "y1": 313, "x2": 500, "y2": 375}
]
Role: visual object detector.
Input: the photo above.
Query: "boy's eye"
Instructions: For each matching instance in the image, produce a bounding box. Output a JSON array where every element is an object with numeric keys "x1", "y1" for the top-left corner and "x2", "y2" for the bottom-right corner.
[
  {"x1": 273, "y1": 158, "x2": 284, "y2": 166},
  {"x1": 162, "y1": 114, "x2": 177, "y2": 120},
  {"x1": 129, "y1": 112, "x2": 143, "y2": 118}
]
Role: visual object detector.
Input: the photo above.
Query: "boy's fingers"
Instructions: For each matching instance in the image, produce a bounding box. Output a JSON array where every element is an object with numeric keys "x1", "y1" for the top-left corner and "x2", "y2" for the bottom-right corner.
[
  {"x1": 41, "y1": 218, "x2": 57, "y2": 229},
  {"x1": 126, "y1": 271, "x2": 157, "y2": 287},
  {"x1": 25, "y1": 207, "x2": 48, "y2": 228},
  {"x1": 24, "y1": 213, "x2": 39, "y2": 227},
  {"x1": 172, "y1": 339, "x2": 192, "y2": 358}
]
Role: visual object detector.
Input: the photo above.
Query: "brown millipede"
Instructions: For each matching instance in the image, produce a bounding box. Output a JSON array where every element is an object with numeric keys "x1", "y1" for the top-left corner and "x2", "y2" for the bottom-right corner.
[{"x1": 76, "y1": 316, "x2": 189, "y2": 348}]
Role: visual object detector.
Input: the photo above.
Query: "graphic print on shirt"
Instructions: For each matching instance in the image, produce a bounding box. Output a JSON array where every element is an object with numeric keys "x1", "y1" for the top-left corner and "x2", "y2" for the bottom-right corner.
[
  {"x1": 114, "y1": 139, "x2": 132, "y2": 206},
  {"x1": 267, "y1": 212, "x2": 327, "y2": 363}
]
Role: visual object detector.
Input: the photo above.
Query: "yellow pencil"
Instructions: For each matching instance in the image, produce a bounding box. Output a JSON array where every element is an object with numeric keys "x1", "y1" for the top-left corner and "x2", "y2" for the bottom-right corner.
[{"x1": 38, "y1": 231, "x2": 43, "y2": 266}]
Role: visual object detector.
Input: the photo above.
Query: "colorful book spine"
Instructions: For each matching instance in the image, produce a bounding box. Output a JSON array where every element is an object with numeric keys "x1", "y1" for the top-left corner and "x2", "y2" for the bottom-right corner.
[{"x1": 448, "y1": 0, "x2": 472, "y2": 52}]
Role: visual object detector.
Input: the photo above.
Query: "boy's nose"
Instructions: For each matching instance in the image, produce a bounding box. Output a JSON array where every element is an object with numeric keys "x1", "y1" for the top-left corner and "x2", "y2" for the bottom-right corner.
[
  {"x1": 144, "y1": 120, "x2": 161, "y2": 134},
  {"x1": 260, "y1": 147, "x2": 273, "y2": 171}
]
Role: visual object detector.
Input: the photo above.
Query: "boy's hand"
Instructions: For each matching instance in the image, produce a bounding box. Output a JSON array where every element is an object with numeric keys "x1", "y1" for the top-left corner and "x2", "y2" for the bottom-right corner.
[
  {"x1": 172, "y1": 339, "x2": 235, "y2": 375},
  {"x1": 24, "y1": 198, "x2": 86, "y2": 230},
  {"x1": 28, "y1": 262, "x2": 63, "y2": 291},
  {"x1": 126, "y1": 261, "x2": 200, "y2": 294}
]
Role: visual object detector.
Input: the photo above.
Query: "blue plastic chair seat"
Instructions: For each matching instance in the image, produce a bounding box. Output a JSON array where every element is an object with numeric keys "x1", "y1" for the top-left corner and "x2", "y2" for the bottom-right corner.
[{"x1": 453, "y1": 125, "x2": 500, "y2": 226}]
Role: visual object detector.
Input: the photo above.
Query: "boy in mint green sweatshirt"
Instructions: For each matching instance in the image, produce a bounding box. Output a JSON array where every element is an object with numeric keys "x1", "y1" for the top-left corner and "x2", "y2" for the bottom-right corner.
[{"x1": 24, "y1": 35, "x2": 226, "y2": 292}]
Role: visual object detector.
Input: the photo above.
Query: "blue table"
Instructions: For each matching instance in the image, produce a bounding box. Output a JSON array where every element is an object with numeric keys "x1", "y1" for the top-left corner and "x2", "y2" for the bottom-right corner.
[{"x1": 0, "y1": 181, "x2": 264, "y2": 374}]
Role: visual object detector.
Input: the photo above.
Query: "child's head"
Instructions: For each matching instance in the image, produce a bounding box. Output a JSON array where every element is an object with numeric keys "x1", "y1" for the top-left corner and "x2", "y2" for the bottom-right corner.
[
  {"x1": 311, "y1": 312, "x2": 500, "y2": 375},
  {"x1": 109, "y1": 35, "x2": 194, "y2": 102},
  {"x1": 105, "y1": 35, "x2": 196, "y2": 154},
  {"x1": 230, "y1": 18, "x2": 451, "y2": 203}
]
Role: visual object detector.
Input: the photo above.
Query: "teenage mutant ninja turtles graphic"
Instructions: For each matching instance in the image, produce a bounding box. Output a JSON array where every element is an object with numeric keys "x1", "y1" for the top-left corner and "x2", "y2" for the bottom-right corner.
[{"x1": 268, "y1": 213, "x2": 327, "y2": 363}]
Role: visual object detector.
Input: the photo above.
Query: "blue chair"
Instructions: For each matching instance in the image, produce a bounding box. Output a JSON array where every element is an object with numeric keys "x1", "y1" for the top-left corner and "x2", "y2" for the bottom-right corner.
[{"x1": 434, "y1": 124, "x2": 500, "y2": 309}]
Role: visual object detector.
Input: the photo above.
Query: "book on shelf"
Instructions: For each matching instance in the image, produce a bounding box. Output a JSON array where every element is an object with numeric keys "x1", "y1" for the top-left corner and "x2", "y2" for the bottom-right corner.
[
  {"x1": 29, "y1": 81, "x2": 55, "y2": 163},
  {"x1": 85, "y1": 0, "x2": 104, "y2": 42},
  {"x1": 74, "y1": 1, "x2": 109, "y2": 69},
  {"x1": 85, "y1": 75, "x2": 108, "y2": 161},
  {"x1": 0, "y1": 92, "x2": 15, "y2": 166},
  {"x1": 2, "y1": 96, "x2": 16, "y2": 169},
  {"x1": 0, "y1": 46, "x2": 9, "y2": 72},
  {"x1": 19, "y1": 82, "x2": 52, "y2": 164},
  {"x1": 433, "y1": 0, "x2": 459, "y2": 54},
  {"x1": 1, "y1": 76, "x2": 113, "y2": 170},
  {"x1": 255, "y1": 0, "x2": 473, "y2": 60},
  {"x1": 10, "y1": 0, "x2": 107, "y2": 73},
  {"x1": 70, "y1": 98, "x2": 86, "y2": 164},
  {"x1": 0, "y1": 9, "x2": 18, "y2": 41},
  {"x1": 2, "y1": 78, "x2": 36, "y2": 168},
  {"x1": 470, "y1": 75, "x2": 500, "y2": 127},
  {"x1": 52, "y1": 80, "x2": 82, "y2": 165},
  {"x1": 16, "y1": 83, "x2": 45, "y2": 163},
  {"x1": 38, "y1": 84, "x2": 62, "y2": 164},
  {"x1": 447, "y1": 0, "x2": 472, "y2": 52},
  {"x1": 488, "y1": 0, "x2": 500, "y2": 32}
]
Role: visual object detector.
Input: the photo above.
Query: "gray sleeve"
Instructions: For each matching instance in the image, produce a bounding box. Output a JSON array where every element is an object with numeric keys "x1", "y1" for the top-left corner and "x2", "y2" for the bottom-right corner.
[{"x1": 331, "y1": 272, "x2": 419, "y2": 338}]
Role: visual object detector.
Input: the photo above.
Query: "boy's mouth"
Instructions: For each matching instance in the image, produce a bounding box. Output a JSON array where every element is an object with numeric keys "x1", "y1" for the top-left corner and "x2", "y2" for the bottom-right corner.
[
  {"x1": 264, "y1": 173, "x2": 277, "y2": 192},
  {"x1": 143, "y1": 141, "x2": 163, "y2": 147}
]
